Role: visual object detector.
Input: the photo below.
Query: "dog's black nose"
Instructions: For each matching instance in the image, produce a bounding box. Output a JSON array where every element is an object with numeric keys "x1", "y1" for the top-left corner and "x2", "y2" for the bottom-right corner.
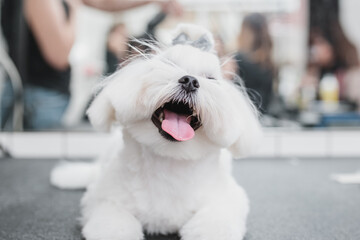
[{"x1": 178, "y1": 75, "x2": 200, "y2": 93}]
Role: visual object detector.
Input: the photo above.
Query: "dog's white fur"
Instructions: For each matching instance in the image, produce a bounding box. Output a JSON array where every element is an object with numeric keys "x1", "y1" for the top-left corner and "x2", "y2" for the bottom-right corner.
[{"x1": 51, "y1": 24, "x2": 262, "y2": 240}]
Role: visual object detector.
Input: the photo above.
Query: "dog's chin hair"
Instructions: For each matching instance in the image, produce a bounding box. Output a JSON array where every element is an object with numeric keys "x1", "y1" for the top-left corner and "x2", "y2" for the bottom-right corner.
[{"x1": 125, "y1": 121, "x2": 217, "y2": 161}]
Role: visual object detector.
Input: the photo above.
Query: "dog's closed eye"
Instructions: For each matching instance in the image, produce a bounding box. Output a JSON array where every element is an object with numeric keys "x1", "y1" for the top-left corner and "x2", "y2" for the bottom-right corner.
[{"x1": 206, "y1": 76, "x2": 216, "y2": 80}]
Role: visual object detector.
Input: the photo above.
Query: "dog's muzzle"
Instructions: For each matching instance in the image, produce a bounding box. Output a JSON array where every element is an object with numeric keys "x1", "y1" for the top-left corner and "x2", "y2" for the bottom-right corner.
[{"x1": 151, "y1": 100, "x2": 201, "y2": 142}]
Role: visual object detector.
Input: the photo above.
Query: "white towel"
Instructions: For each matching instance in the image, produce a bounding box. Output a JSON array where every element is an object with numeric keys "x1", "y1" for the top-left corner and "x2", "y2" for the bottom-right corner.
[{"x1": 331, "y1": 171, "x2": 360, "y2": 184}]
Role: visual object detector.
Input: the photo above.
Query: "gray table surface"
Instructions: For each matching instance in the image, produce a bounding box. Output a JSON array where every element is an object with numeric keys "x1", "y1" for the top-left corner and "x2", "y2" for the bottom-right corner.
[{"x1": 0, "y1": 157, "x2": 360, "y2": 240}]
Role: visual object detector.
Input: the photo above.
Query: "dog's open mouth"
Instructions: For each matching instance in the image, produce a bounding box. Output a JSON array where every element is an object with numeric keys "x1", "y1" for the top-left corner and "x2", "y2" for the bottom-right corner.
[{"x1": 151, "y1": 101, "x2": 201, "y2": 142}]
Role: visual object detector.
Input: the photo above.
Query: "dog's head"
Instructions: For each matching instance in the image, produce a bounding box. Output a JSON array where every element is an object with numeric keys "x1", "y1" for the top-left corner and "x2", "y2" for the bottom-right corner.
[{"x1": 87, "y1": 24, "x2": 262, "y2": 160}]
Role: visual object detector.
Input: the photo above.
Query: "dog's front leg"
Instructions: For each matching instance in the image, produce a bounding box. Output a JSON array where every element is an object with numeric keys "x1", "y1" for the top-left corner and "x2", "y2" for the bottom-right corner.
[
  {"x1": 82, "y1": 202, "x2": 143, "y2": 240},
  {"x1": 180, "y1": 188, "x2": 249, "y2": 240}
]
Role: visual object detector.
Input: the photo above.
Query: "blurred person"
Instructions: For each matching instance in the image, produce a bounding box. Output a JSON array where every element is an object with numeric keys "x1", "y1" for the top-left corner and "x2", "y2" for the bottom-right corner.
[
  {"x1": 234, "y1": 13, "x2": 275, "y2": 113},
  {"x1": 1, "y1": 0, "x2": 80, "y2": 129},
  {"x1": 301, "y1": 0, "x2": 360, "y2": 112},
  {"x1": 105, "y1": 23, "x2": 129, "y2": 75},
  {"x1": 303, "y1": 21, "x2": 360, "y2": 111},
  {"x1": 213, "y1": 34, "x2": 238, "y2": 81}
]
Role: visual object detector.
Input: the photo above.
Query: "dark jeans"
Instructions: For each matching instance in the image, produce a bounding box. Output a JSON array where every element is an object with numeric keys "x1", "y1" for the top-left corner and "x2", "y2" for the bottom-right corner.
[{"x1": 1, "y1": 80, "x2": 69, "y2": 130}]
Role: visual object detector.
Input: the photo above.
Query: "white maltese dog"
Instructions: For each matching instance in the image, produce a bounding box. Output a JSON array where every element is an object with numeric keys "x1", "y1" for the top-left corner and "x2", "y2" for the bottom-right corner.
[{"x1": 51, "y1": 24, "x2": 262, "y2": 240}]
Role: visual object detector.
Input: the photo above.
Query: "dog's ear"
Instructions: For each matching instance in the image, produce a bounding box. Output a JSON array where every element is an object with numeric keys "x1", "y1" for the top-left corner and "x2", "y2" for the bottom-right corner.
[
  {"x1": 227, "y1": 117, "x2": 263, "y2": 159},
  {"x1": 226, "y1": 84, "x2": 263, "y2": 158},
  {"x1": 86, "y1": 90, "x2": 115, "y2": 131},
  {"x1": 201, "y1": 80, "x2": 263, "y2": 158},
  {"x1": 86, "y1": 61, "x2": 150, "y2": 130}
]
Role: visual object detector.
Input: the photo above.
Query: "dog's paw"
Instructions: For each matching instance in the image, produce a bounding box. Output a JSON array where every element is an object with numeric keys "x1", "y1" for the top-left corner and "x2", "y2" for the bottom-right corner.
[
  {"x1": 82, "y1": 204, "x2": 144, "y2": 240},
  {"x1": 179, "y1": 207, "x2": 247, "y2": 240}
]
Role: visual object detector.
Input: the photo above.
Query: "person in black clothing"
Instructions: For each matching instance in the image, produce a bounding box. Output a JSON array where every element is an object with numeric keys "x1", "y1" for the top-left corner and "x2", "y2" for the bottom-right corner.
[
  {"x1": 1, "y1": 0, "x2": 79, "y2": 130},
  {"x1": 234, "y1": 13, "x2": 274, "y2": 113}
]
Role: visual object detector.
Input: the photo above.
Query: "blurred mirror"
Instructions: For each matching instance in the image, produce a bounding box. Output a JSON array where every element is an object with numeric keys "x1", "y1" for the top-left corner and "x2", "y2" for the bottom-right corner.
[{"x1": 1, "y1": 0, "x2": 359, "y2": 132}]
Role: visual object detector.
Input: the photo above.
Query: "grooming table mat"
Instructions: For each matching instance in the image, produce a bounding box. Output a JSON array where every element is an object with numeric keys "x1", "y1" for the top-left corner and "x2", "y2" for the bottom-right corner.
[{"x1": 1, "y1": 158, "x2": 359, "y2": 240}]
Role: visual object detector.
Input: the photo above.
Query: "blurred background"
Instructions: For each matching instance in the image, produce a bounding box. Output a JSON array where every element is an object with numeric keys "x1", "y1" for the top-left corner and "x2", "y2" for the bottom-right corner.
[
  {"x1": 1, "y1": 0, "x2": 360, "y2": 158},
  {"x1": 1, "y1": 2, "x2": 359, "y2": 239}
]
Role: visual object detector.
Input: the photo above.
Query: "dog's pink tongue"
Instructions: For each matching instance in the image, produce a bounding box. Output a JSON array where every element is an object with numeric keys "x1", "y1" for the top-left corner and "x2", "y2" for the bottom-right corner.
[{"x1": 161, "y1": 109, "x2": 194, "y2": 141}]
